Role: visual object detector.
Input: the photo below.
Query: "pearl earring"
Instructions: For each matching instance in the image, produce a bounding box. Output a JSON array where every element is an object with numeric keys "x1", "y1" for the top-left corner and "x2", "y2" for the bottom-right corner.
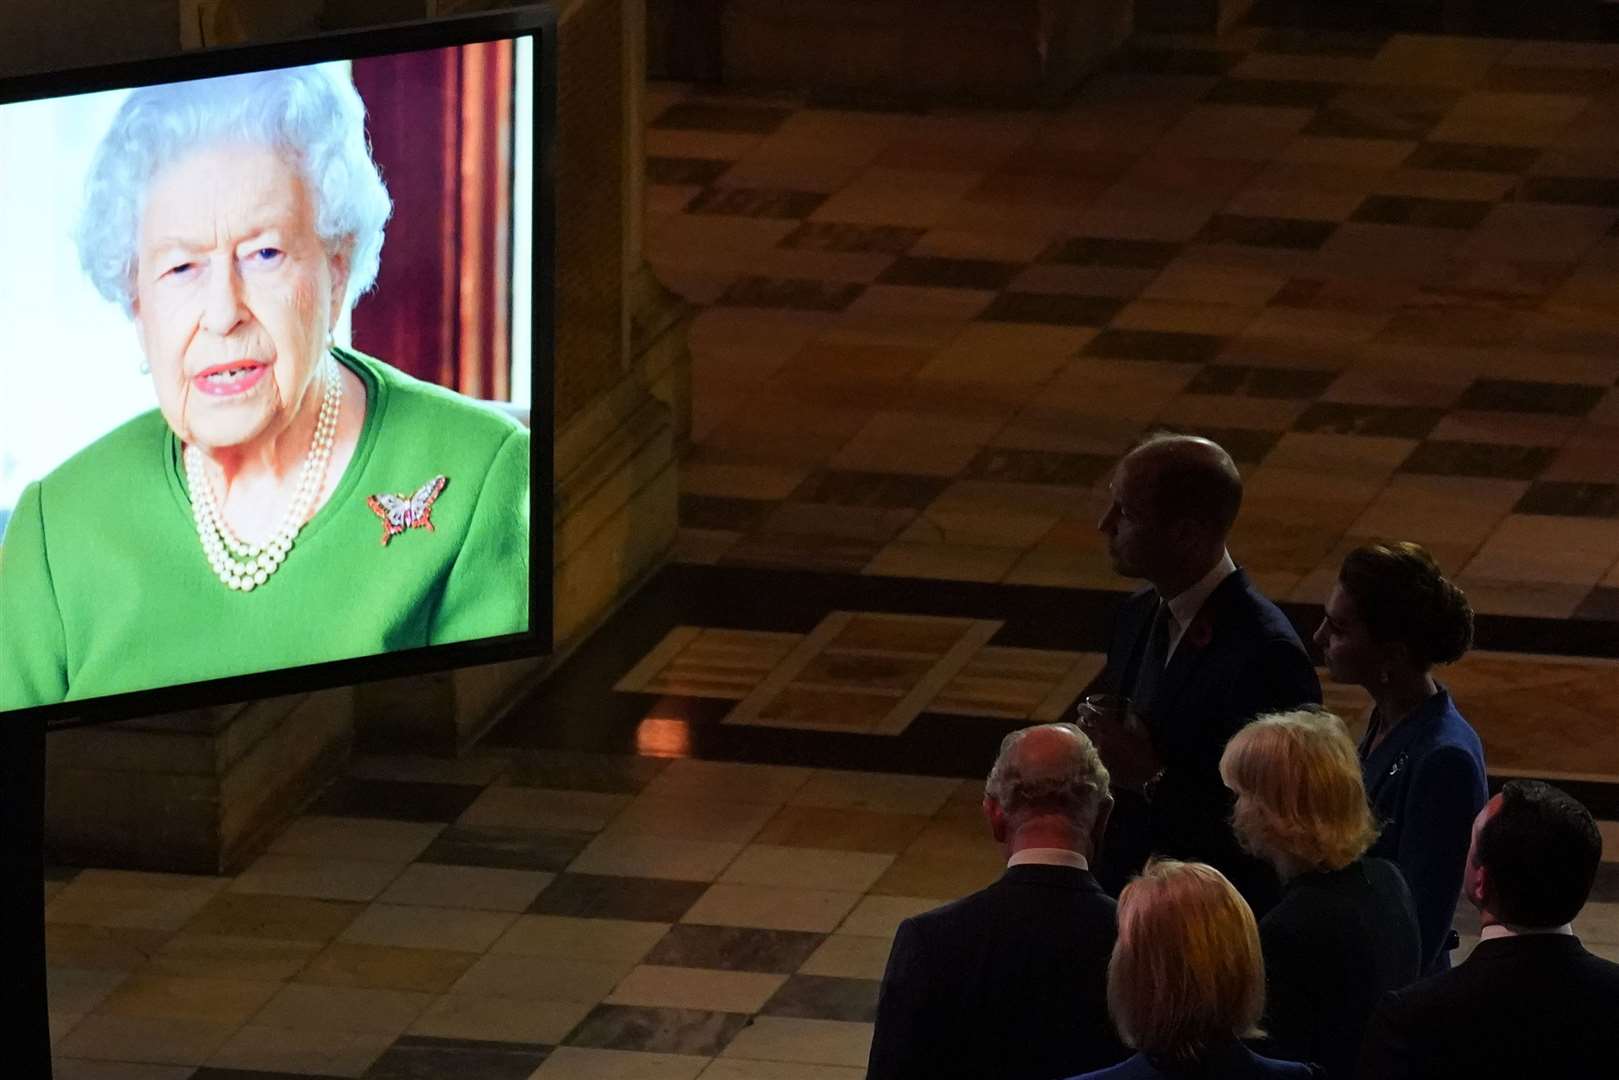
[{"x1": 139, "y1": 360, "x2": 151, "y2": 374}]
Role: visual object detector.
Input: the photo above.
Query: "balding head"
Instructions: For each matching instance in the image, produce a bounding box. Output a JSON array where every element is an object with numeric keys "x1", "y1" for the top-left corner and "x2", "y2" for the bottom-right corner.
[
  {"x1": 1123, "y1": 434, "x2": 1243, "y2": 538},
  {"x1": 984, "y1": 723, "x2": 1112, "y2": 852},
  {"x1": 1100, "y1": 433, "x2": 1243, "y2": 592}
]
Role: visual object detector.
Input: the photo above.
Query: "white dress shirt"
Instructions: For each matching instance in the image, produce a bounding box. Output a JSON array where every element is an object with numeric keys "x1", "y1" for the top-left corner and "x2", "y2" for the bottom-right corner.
[
  {"x1": 1162, "y1": 549, "x2": 1237, "y2": 662},
  {"x1": 1478, "y1": 922, "x2": 1575, "y2": 941},
  {"x1": 1007, "y1": 848, "x2": 1089, "y2": 870}
]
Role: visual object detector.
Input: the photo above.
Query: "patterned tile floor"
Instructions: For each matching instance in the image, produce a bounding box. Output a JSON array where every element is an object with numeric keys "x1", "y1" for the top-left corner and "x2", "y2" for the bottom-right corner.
[
  {"x1": 647, "y1": 29, "x2": 1619, "y2": 620},
  {"x1": 44, "y1": 749, "x2": 1619, "y2": 1079},
  {"x1": 45, "y1": 14, "x2": 1619, "y2": 1078}
]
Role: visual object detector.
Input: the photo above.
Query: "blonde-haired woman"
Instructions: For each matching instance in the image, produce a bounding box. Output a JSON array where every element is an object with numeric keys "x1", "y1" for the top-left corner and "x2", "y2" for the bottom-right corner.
[
  {"x1": 1220, "y1": 709, "x2": 1420, "y2": 1079},
  {"x1": 1065, "y1": 860, "x2": 1322, "y2": 1079}
]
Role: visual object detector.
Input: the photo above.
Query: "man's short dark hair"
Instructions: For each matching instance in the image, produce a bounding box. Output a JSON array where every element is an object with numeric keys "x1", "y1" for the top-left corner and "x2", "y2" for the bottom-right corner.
[{"x1": 1477, "y1": 780, "x2": 1602, "y2": 928}]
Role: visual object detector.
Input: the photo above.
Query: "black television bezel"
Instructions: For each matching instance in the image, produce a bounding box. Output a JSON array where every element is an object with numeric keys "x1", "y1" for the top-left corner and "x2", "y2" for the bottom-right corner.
[{"x1": 0, "y1": 6, "x2": 557, "y2": 729}]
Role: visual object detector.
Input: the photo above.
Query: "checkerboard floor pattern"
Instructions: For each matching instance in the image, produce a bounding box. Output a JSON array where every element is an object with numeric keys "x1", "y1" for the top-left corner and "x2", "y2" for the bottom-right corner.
[
  {"x1": 45, "y1": 752, "x2": 1619, "y2": 1078},
  {"x1": 650, "y1": 29, "x2": 1619, "y2": 620}
]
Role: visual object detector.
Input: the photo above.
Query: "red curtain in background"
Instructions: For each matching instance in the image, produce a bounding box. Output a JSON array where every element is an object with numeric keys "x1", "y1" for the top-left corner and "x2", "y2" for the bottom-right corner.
[{"x1": 350, "y1": 41, "x2": 513, "y2": 401}]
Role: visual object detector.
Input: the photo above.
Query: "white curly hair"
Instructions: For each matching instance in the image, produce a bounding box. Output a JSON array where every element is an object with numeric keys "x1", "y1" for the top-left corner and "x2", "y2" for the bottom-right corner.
[{"x1": 76, "y1": 64, "x2": 392, "y2": 316}]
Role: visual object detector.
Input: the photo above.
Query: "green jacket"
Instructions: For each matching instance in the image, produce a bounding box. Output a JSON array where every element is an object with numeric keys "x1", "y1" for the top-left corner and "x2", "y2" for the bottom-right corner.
[{"x1": 0, "y1": 348, "x2": 529, "y2": 713}]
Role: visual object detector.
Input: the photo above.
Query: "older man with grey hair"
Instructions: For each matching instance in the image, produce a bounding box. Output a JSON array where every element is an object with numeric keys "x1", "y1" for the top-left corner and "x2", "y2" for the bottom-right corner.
[{"x1": 867, "y1": 723, "x2": 1128, "y2": 1080}]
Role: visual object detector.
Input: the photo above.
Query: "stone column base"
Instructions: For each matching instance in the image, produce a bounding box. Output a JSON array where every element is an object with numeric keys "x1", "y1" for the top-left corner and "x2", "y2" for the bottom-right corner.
[{"x1": 45, "y1": 687, "x2": 354, "y2": 874}]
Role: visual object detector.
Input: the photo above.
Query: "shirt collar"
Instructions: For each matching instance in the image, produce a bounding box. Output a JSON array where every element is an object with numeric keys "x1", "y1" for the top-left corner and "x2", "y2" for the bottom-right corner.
[
  {"x1": 1007, "y1": 848, "x2": 1089, "y2": 870},
  {"x1": 1164, "y1": 550, "x2": 1236, "y2": 632},
  {"x1": 1479, "y1": 922, "x2": 1575, "y2": 941}
]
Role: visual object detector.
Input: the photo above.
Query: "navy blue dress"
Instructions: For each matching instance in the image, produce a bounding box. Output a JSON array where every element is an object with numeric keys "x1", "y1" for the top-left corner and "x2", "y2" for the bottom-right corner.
[{"x1": 1358, "y1": 686, "x2": 1487, "y2": 975}]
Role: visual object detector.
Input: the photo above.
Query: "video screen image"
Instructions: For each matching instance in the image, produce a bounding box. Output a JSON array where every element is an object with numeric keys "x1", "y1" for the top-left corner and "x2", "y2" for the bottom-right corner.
[{"x1": 0, "y1": 37, "x2": 542, "y2": 714}]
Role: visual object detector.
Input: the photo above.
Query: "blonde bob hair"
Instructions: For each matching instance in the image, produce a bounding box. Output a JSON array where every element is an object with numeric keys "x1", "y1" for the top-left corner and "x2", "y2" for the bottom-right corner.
[
  {"x1": 1220, "y1": 709, "x2": 1379, "y2": 874},
  {"x1": 1107, "y1": 859, "x2": 1265, "y2": 1066}
]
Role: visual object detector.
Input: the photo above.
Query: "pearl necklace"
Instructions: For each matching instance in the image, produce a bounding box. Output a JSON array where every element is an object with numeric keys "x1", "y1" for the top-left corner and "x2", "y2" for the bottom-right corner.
[{"x1": 185, "y1": 357, "x2": 342, "y2": 592}]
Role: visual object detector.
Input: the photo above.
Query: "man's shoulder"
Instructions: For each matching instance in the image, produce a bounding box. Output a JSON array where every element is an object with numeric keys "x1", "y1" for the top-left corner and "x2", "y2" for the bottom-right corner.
[
  {"x1": 1388, "y1": 936, "x2": 1619, "y2": 1016},
  {"x1": 903, "y1": 867, "x2": 1111, "y2": 932},
  {"x1": 38, "y1": 409, "x2": 171, "y2": 512},
  {"x1": 1211, "y1": 569, "x2": 1300, "y2": 639}
]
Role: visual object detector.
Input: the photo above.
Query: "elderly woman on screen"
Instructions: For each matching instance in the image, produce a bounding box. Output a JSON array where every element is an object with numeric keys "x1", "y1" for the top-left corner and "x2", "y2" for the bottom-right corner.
[
  {"x1": 1220, "y1": 709, "x2": 1420, "y2": 1080},
  {"x1": 1064, "y1": 859, "x2": 1322, "y2": 1080},
  {"x1": 0, "y1": 66, "x2": 529, "y2": 712}
]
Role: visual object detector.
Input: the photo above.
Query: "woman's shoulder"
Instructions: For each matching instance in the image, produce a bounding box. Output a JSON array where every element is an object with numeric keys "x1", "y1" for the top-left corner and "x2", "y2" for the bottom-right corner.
[
  {"x1": 37, "y1": 408, "x2": 171, "y2": 502},
  {"x1": 1064, "y1": 1052, "x2": 1159, "y2": 1079},
  {"x1": 345, "y1": 349, "x2": 528, "y2": 456}
]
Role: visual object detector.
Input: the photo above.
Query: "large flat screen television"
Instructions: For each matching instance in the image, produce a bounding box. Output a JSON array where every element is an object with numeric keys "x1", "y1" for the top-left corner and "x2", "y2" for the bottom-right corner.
[{"x1": 0, "y1": 7, "x2": 556, "y2": 726}]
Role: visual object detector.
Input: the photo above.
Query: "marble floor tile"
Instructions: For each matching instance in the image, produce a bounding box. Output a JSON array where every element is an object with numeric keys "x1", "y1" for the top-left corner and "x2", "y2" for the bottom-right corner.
[
  {"x1": 47, "y1": 968, "x2": 129, "y2": 1017},
  {"x1": 564, "y1": 1004, "x2": 750, "y2": 1057},
  {"x1": 337, "y1": 905, "x2": 518, "y2": 954},
  {"x1": 698, "y1": 1061, "x2": 866, "y2": 1080},
  {"x1": 786, "y1": 770, "x2": 959, "y2": 816},
  {"x1": 51, "y1": 1062, "x2": 195, "y2": 1080},
  {"x1": 601, "y1": 795, "x2": 783, "y2": 844},
  {"x1": 345, "y1": 754, "x2": 511, "y2": 788},
  {"x1": 415, "y1": 824, "x2": 594, "y2": 873},
  {"x1": 753, "y1": 806, "x2": 931, "y2": 854},
  {"x1": 452, "y1": 953, "x2": 634, "y2": 1005},
  {"x1": 47, "y1": 878, "x2": 225, "y2": 934},
  {"x1": 567, "y1": 834, "x2": 745, "y2": 883},
  {"x1": 308, "y1": 778, "x2": 486, "y2": 824},
  {"x1": 490, "y1": 915, "x2": 671, "y2": 967},
  {"x1": 682, "y1": 884, "x2": 864, "y2": 934},
  {"x1": 533, "y1": 1046, "x2": 709, "y2": 1079},
  {"x1": 363, "y1": 1035, "x2": 551, "y2": 1080},
  {"x1": 641, "y1": 759, "x2": 812, "y2": 804},
  {"x1": 643, "y1": 924, "x2": 825, "y2": 974},
  {"x1": 375, "y1": 864, "x2": 554, "y2": 912},
  {"x1": 295, "y1": 943, "x2": 479, "y2": 995},
  {"x1": 46, "y1": 925, "x2": 173, "y2": 973},
  {"x1": 205, "y1": 1024, "x2": 394, "y2": 1078},
  {"x1": 54, "y1": 1014, "x2": 238, "y2": 1067},
  {"x1": 250, "y1": 982, "x2": 433, "y2": 1037},
  {"x1": 797, "y1": 935, "x2": 893, "y2": 982},
  {"x1": 408, "y1": 994, "x2": 592, "y2": 1046},
  {"x1": 718, "y1": 1016, "x2": 874, "y2": 1069},
  {"x1": 759, "y1": 975, "x2": 880, "y2": 1024},
  {"x1": 228, "y1": 855, "x2": 407, "y2": 904},
  {"x1": 268, "y1": 817, "x2": 445, "y2": 864},
  {"x1": 608, "y1": 965, "x2": 787, "y2": 1014},
  {"x1": 836, "y1": 896, "x2": 941, "y2": 939},
  {"x1": 869, "y1": 851, "x2": 1002, "y2": 901},
  {"x1": 97, "y1": 973, "x2": 280, "y2": 1027},
  {"x1": 718, "y1": 846, "x2": 895, "y2": 894},
  {"x1": 455, "y1": 786, "x2": 633, "y2": 834},
  {"x1": 531, "y1": 875, "x2": 709, "y2": 924},
  {"x1": 181, "y1": 894, "x2": 363, "y2": 946}
]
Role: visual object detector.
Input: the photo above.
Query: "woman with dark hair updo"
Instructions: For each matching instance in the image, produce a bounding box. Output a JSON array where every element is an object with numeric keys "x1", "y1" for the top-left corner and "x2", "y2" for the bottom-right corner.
[{"x1": 1312, "y1": 541, "x2": 1486, "y2": 976}]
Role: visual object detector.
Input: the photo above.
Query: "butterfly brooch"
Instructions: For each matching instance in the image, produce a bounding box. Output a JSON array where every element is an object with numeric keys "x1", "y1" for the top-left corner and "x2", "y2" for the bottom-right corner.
[{"x1": 367, "y1": 475, "x2": 448, "y2": 546}]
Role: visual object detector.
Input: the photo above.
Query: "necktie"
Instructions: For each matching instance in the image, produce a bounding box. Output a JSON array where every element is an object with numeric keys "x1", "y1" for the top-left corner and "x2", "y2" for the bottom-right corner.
[{"x1": 1132, "y1": 599, "x2": 1172, "y2": 720}]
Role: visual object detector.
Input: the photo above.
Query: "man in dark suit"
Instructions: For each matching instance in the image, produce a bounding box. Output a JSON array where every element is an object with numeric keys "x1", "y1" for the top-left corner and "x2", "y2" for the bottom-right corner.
[
  {"x1": 1357, "y1": 780, "x2": 1619, "y2": 1079},
  {"x1": 1083, "y1": 434, "x2": 1321, "y2": 912},
  {"x1": 867, "y1": 723, "x2": 1128, "y2": 1080}
]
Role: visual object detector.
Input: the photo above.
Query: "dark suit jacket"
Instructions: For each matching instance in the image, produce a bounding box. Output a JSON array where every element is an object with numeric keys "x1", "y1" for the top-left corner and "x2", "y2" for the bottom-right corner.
[
  {"x1": 1256, "y1": 858, "x2": 1420, "y2": 1080},
  {"x1": 1069, "y1": 1043, "x2": 1323, "y2": 1079},
  {"x1": 1094, "y1": 569, "x2": 1322, "y2": 911},
  {"x1": 1358, "y1": 687, "x2": 1486, "y2": 974},
  {"x1": 1357, "y1": 934, "x2": 1619, "y2": 1079},
  {"x1": 867, "y1": 862, "x2": 1127, "y2": 1080}
]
